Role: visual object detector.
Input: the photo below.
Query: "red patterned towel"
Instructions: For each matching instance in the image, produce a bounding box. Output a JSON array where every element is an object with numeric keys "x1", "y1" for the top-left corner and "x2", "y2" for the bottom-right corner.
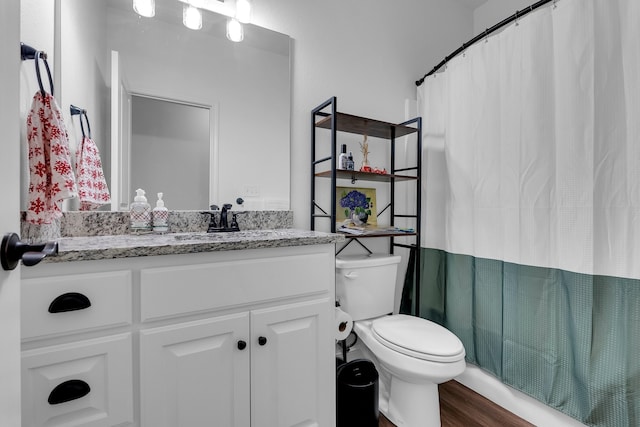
[
  {"x1": 26, "y1": 92, "x2": 78, "y2": 224},
  {"x1": 75, "y1": 135, "x2": 111, "y2": 210}
]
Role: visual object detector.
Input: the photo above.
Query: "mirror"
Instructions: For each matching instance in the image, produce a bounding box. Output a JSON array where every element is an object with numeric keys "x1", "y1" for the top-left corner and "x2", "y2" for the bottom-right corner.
[{"x1": 22, "y1": 0, "x2": 291, "y2": 211}]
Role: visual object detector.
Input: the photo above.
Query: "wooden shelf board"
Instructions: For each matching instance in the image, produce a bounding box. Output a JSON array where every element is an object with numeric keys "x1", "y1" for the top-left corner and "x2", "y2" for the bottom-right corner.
[
  {"x1": 315, "y1": 112, "x2": 418, "y2": 139},
  {"x1": 339, "y1": 231, "x2": 418, "y2": 239},
  {"x1": 315, "y1": 170, "x2": 417, "y2": 182}
]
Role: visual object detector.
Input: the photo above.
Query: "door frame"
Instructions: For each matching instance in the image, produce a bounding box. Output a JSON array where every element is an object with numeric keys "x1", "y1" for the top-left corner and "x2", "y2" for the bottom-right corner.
[{"x1": 0, "y1": 0, "x2": 24, "y2": 425}]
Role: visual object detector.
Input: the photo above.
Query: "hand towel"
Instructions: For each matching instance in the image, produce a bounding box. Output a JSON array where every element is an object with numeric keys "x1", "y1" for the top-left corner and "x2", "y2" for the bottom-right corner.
[
  {"x1": 75, "y1": 134, "x2": 111, "y2": 210},
  {"x1": 26, "y1": 91, "x2": 78, "y2": 224}
]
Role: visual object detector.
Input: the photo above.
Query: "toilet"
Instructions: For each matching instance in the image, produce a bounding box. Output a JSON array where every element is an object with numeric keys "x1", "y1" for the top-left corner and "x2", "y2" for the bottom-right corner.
[{"x1": 336, "y1": 254, "x2": 466, "y2": 427}]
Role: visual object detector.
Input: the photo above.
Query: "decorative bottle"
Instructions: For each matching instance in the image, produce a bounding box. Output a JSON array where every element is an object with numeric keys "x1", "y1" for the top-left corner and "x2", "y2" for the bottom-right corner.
[
  {"x1": 338, "y1": 144, "x2": 348, "y2": 170},
  {"x1": 152, "y1": 192, "x2": 169, "y2": 234},
  {"x1": 347, "y1": 151, "x2": 355, "y2": 171},
  {"x1": 130, "y1": 188, "x2": 152, "y2": 233}
]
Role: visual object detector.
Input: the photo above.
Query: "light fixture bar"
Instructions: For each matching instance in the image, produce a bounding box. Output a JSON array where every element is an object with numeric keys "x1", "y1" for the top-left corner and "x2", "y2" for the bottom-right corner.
[{"x1": 235, "y1": 0, "x2": 251, "y2": 23}]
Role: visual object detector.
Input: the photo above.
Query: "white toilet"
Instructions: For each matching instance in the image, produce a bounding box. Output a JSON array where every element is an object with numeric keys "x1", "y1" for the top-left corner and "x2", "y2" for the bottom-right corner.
[{"x1": 336, "y1": 254, "x2": 466, "y2": 427}]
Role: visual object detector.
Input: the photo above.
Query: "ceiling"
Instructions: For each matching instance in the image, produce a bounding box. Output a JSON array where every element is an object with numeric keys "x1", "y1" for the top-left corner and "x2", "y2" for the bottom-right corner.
[{"x1": 453, "y1": 0, "x2": 488, "y2": 10}]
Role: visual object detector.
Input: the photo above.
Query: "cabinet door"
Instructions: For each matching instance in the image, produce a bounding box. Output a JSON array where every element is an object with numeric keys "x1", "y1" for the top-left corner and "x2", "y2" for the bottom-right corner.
[
  {"x1": 140, "y1": 313, "x2": 250, "y2": 427},
  {"x1": 251, "y1": 298, "x2": 334, "y2": 427},
  {"x1": 21, "y1": 333, "x2": 133, "y2": 427}
]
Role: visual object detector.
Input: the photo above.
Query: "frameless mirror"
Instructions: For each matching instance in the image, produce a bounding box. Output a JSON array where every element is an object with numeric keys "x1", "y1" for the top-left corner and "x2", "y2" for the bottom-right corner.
[{"x1": 23, "y1": 0, "x2": 291, "y2": 211}]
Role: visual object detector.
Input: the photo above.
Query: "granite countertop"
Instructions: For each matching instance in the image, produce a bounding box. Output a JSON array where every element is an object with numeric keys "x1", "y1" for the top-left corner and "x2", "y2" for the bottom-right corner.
[{"x1": 48, "y1": 229, "x2": 344, "y2": 263}]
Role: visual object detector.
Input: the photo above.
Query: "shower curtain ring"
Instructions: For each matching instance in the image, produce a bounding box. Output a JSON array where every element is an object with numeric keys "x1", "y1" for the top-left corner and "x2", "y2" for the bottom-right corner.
[
  {"x1": 515, "y1": 10, "x2": 519, "y2": 26},
  {"x1": 484, "y1": 29, "x2": 489, "y2": 43}
]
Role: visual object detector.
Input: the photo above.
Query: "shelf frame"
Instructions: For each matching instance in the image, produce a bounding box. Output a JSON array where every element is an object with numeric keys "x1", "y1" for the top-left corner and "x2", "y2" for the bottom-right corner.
[{"x1": 311, "y1": 96, "x2": 423, "y2": 316}]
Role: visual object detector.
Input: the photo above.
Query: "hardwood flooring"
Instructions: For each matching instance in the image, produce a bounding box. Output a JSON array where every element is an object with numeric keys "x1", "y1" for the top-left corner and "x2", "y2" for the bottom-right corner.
[{"x1": 378, "y1": 380, "x2": 534, "y2": 427}]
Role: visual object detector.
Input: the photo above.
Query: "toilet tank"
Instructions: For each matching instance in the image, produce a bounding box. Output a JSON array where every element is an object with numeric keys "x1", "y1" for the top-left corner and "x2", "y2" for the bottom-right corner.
[{"x1": 336, "y1": 254, "x2": 401, "y2": 321}]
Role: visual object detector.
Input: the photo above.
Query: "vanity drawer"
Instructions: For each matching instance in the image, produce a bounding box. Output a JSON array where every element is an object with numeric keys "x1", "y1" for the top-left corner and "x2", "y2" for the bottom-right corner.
[
  {"x1": 21, "y1": 333, "x2": 133, "y2": 427},
  {"x1": 141, "y1": 251, "x2": 334, "y2": 322},
  {"x1": 22, "y1": 271, "x2": 132, "y2": 341}
]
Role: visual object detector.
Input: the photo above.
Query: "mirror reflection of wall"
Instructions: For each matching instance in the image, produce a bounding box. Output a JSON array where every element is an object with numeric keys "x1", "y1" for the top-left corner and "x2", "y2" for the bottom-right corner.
[{"x1": 130, "y1": 95, "x2": 211, "y2": 210}]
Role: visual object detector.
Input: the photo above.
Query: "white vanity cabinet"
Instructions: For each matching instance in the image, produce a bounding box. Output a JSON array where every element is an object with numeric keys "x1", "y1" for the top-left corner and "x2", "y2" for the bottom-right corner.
[{"x1": 21, "y1": 243, "x2": 336, "y2": 427}]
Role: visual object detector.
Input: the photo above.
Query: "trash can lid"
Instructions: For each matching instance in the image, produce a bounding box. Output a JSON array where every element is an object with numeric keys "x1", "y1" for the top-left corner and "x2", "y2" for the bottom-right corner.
[{"x1": 337, "y1": 359, "x2": 378, "y2": 387}]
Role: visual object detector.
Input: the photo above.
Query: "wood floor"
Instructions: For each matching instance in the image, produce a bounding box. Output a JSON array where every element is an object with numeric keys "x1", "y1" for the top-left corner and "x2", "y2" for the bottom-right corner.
[{"x1": 378, "y1": 380, "x2": 534, "y2": 427}]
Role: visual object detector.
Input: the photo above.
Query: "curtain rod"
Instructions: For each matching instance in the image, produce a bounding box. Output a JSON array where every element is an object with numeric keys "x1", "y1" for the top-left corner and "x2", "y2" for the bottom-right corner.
[{"x1": 415, "y1": 0, "x2": 554, "y2": 86}]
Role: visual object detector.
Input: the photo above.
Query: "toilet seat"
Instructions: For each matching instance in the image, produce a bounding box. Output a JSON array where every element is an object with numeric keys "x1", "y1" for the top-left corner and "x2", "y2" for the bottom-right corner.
[{"x1": 371, "y1": 315, "x2": 465, "y2": 363}]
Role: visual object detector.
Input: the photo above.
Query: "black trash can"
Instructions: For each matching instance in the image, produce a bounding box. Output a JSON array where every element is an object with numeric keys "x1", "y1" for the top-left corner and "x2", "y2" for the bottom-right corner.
[{"x1": 336, "y1": 359, "x2": 379, "y2": 427}]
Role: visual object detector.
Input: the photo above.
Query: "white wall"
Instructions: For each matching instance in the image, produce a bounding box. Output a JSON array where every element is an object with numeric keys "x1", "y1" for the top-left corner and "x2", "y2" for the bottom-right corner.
[
  {"x1": 59, "y1": 0, "x2": 110, "y2": 210},
  {"x1": 251, "y1": 0, "x2": 473, "y2": 228},
  {"x1": 473, "y1": 0, "x2": 534, "y2": 35},
  {"x1": 19, "y1": 0, "x2": 55, "y2": 212}
]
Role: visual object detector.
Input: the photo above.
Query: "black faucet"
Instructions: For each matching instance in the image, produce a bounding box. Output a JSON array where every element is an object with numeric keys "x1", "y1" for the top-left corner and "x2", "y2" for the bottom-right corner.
[
  {"x1": 202, "y1": 203, "x2": 240, "y2": 232},
  {"x1": 220, "y1": 204, "x2": 232, "y2": 229}
]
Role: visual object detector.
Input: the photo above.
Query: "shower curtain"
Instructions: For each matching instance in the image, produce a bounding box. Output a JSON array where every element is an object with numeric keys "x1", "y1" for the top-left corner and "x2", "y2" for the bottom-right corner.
[{"x1": 410, "y1": 0, "x2": 640, "y2": 425}]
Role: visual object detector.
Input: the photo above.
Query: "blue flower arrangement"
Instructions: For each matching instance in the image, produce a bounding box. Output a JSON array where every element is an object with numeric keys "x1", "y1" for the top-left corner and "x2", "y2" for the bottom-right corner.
[{"x1": 340, "y1": 189, "x2": 372, "y2": 223}]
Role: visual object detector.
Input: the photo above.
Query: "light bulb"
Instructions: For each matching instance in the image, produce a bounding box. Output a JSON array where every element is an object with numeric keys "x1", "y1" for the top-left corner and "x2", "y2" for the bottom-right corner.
[
  {"x1": 226, "y1": 18, "x2": 244, "y2": 42},
  {"x1": 235, "y1": 0, "x2": 252, "y2": 24},
  {"x1": 133, "y1": 0, "x2": 155, "y2": 17},
  {"x1": 183, "y1": 5, "x2": 202, "y2": 30}
]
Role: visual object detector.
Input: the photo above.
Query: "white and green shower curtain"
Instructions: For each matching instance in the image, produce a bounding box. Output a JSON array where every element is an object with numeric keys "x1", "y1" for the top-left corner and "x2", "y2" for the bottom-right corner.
[{"x1": 407, "y1": 0, "x2": 640, "y2": 425}]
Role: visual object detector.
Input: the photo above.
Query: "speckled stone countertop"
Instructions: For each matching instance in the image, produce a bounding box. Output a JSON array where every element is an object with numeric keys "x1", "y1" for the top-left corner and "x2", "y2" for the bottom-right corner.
[{"x1": 48, "y1": 229, "x2": 344, "y2": 263}]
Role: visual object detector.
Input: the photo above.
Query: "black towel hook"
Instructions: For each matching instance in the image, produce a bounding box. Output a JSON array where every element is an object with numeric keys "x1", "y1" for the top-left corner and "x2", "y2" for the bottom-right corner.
[
  {"x1": 20, "y1": 43, "x2": 54, "y2": 96},
  {"x1": 70, "y1": 105, "x2": 91, "y2": 139}
]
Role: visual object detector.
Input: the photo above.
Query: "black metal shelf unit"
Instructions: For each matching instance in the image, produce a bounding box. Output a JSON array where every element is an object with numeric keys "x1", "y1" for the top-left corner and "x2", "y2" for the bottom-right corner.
[{"x1": 311, "y1": 96, "x2": 422, "y2": 315}]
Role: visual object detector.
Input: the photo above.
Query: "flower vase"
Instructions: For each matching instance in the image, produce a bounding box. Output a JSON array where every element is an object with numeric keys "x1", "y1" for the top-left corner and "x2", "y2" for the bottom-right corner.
[{"x1": 351, "y1": 209, "x2": 369, "y2": 226}]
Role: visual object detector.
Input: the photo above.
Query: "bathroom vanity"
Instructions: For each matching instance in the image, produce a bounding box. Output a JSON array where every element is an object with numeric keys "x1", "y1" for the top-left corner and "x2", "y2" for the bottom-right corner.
[{"x1": 20, "y1": 230, "x2": 341, "y2": 427}]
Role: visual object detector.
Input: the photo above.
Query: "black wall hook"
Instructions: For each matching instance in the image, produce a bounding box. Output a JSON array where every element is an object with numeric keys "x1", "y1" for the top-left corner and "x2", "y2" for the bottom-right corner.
[
  {"x1": 20, "y1": 42, "x2": 54, "y2": 96},
  {"x1": 70, "y1": 105, "x2": 92, "y2": 139},
  {"x1": 70, "y1": 104, "x2": 84, "y2": 116},
  {"x1": 20, "y1": 42, "x2": 42, "y2": 60}
]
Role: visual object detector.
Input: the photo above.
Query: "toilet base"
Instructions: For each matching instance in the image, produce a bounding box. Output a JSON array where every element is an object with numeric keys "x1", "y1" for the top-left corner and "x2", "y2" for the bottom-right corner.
[{"x1": 385, "y1": 377, "x2": 440, "y2": 427}]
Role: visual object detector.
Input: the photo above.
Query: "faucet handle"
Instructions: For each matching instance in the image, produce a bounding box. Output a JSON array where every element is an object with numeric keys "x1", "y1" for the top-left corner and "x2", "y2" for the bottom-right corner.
[
  {"x1": 200, "y1": 210, "x2": 219, "y2": 231},
  {"x1": 230, "y1": 214, "x2": 239, "y2": 229},
  {"x1": 210, "y1": 204, "x2": 219, "y2": 211}
]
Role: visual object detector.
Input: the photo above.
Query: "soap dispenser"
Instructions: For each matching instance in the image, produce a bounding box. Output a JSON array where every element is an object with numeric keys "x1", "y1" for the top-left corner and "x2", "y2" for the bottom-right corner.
[
  {"x1": 130, "y1": 188, "x2": 152, "y2": 233},
  {"x1": 152, "y1": 192, "x2": 169, "y2": 234}
]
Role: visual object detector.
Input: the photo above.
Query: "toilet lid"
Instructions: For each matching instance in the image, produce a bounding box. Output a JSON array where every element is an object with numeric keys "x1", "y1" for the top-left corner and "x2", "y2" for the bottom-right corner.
[{"x1": 372, "y1": 315, "x2": 465, "y2": 363}]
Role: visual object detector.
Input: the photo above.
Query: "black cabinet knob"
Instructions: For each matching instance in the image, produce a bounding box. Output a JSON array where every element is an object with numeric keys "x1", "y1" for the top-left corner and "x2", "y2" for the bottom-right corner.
[
  {"x1": 237, "y1": 340, "x2": 247, "y2": 350},
  {"x1": 258, "y1": 336, "x2": 267, "y2": 346}
]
